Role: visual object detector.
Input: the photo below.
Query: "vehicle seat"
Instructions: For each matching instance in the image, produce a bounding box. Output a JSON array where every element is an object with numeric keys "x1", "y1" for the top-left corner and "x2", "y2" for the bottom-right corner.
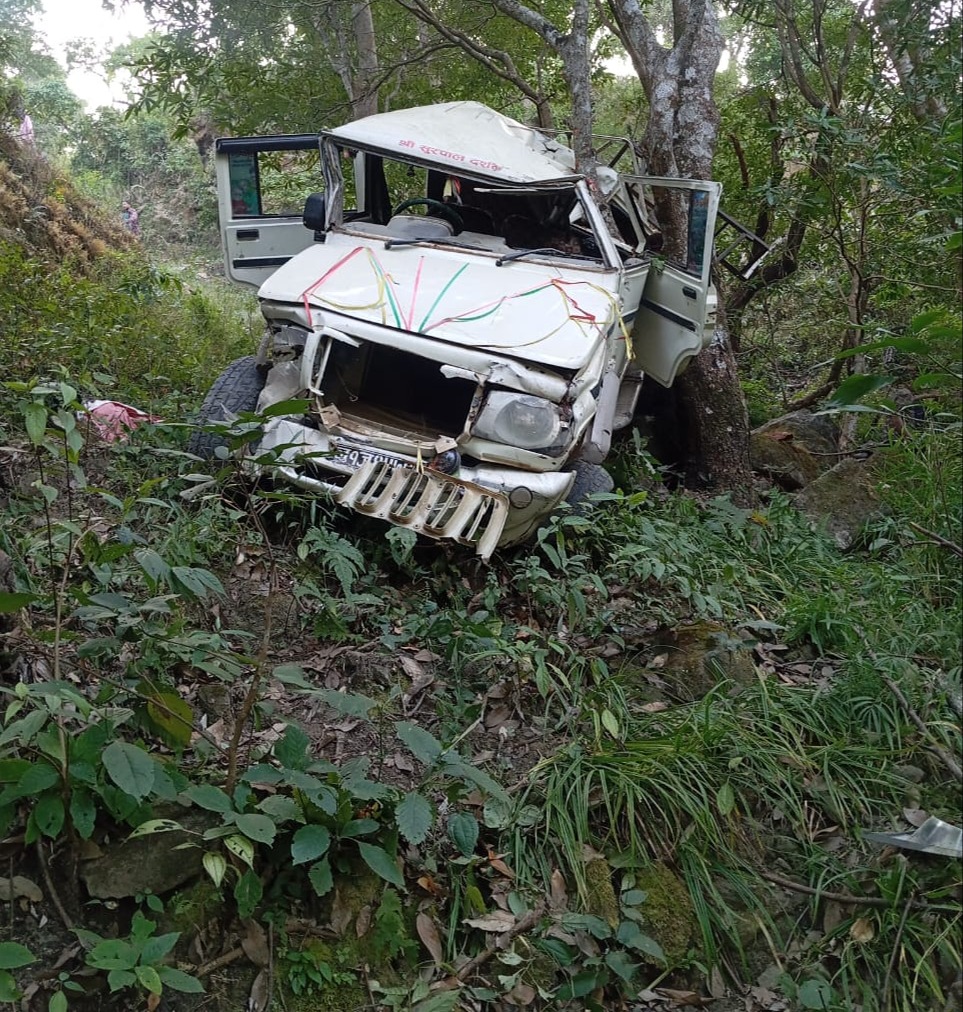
[{"x1": 385, "y1": 215, "x2": 454, "y2": 239}]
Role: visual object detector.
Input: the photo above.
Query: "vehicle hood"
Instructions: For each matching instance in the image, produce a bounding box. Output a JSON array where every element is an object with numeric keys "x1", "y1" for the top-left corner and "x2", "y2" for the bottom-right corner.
[{"x1": 258, "y1": 235, "x2": 621, "y2": 371}]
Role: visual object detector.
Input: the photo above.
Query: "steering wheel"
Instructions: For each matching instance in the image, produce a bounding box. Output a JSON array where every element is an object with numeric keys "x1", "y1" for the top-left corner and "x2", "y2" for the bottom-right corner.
[{"x1": 392, "y1": 198, "x2": 464, "y2": 233}]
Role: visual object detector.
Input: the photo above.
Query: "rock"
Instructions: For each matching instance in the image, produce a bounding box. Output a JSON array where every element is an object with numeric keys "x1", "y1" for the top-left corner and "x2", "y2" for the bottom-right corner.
[
  {"x1": 633, "y1": 862, "x2": 695, "y2": 968},
  {"x1": 895, "y1": 764, "x2": 926, "y2": 784},
  {"x1": 80, "y1": 806, "x2": 218, "y2": 899},
  {"x1": 583, "y1": 855, "x2": 620, "y2": 929},
  {"x1": 795, "y1": 454, "x2": 888, "y2": 549},
  {"x1": 750, "y1": 410, "x2": 840, "y2": 490},
  {"x1": 654, "y1": 621, "x2": 756, "y2": 702}
]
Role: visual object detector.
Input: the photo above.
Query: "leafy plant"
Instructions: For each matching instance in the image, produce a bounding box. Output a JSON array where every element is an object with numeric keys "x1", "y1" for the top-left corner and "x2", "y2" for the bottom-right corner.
[
  {"x1": 75, "y1": 912, "x2": 203, "y2": 1001},
  {"x1": 280, "y1": 937, "x2": 357, "y2": 997},
  {"x1": 0, "y1": 942, "x2": 35, "y2": 1003}
]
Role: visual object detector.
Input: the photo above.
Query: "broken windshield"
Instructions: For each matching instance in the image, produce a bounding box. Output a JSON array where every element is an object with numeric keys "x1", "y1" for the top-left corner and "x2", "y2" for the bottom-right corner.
[{"x1": 330, "y1": 143, "x2": 605, "y2": 263}]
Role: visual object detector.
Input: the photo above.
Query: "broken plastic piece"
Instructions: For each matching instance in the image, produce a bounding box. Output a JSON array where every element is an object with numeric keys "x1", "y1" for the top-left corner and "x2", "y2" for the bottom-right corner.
[{"x1": 863, "y1": 816, "x2": 963, "y2": 858}]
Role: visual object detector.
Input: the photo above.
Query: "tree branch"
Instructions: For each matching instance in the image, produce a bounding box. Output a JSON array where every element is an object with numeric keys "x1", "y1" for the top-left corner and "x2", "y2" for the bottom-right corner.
[
  {"x1": 490, "y1": 0, "x2": 563, "y2": 48},
  {"x1": 908, "y1": 522, "x2": 963, "y2": 558},
  {"x1": 453, "y1": 903, "x2": 546, "y2": 981},
  {"x1": 760, "y1": 871, "x2": 958, "y2": 914},
  {"x1": 880, "y1": 673, "x2": 963, "y2": 782},
  {"x1": 774, "y1": 0, "x2": 833, "y2": 112},
  {"x1": 608, "y1": 0, "x2": 666, "y2": 92},
  {"x1": 396, "y1": 0, "x2": 553, "y2": 123}
]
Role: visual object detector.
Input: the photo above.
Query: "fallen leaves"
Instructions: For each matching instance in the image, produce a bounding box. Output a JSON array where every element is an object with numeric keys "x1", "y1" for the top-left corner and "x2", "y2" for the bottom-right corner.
[
  {"x1": 463, "y1": 909, "x2": 516, "y2": 933},
  {"x1": 417, "y1": 911, "x2": 445, "y2": 967},
  {"x1": 248, "y1": 969, "x2": 271, "y2": 1011},
  {"x1": 849, "y1": 916, "x2": 875, "y2": 943},
  {"x1": 240, "y1": 919, "x2": 270, "y2": 968},
  {"x1": 548, "y1": 867, "x2": 568, "y2": 912},
  {"x1": 486, "y1": 847, "x2": 515, "y2": 880},
  {"x1": 0, "y1": 874, "x2": 43, "y2": 903}
]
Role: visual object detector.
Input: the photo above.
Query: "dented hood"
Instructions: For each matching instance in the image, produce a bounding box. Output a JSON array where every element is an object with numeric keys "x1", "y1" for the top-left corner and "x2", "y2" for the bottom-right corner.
[{"x1": 258, "y1": 235, "x2": 620, "y2": 371}]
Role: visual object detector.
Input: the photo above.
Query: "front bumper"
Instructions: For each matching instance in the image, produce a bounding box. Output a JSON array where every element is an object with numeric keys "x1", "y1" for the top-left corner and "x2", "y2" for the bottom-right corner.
[{"x1": 258, "y1": 418, "x2": 574, "y2": 558}]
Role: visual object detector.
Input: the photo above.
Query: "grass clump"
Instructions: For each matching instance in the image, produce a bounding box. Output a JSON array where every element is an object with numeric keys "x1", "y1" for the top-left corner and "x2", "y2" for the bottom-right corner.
[{"x1": 503, "y1": 427, "x2": 961, "y2": 1009}]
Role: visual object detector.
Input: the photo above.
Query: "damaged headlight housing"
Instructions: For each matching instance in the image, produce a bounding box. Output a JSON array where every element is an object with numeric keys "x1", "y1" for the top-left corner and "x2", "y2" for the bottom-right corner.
[
  {"x1": 473, "y1": 391, "x2": 561, "y2": 449},
  {"x1": 269, "y1": 325, "x2": 309, "y2": 361}
]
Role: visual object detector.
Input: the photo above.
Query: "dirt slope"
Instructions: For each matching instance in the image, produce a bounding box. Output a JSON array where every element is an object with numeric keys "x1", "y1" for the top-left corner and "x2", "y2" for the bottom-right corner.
[{"x1": 0, "y1": 133, "x2": 135, "y2": 266}]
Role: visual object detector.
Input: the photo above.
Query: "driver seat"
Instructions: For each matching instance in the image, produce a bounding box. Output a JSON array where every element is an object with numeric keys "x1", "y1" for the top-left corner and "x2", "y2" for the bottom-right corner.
[{"x1": 385, "y1": 215, "x2": 454, "y2": 239}]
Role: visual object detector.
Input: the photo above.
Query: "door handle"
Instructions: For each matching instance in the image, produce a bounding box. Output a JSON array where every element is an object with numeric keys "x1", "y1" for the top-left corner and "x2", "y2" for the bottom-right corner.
[
  {"x1": 682, "y1": 286, "x2": 697, "y2": 299},
  {"x1": 237, "y1": 229, "x2": 260, "y2": 241}
]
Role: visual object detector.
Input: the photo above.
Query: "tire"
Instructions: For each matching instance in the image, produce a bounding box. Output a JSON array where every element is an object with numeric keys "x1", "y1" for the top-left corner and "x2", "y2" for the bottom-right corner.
[
  {"x1": 565, "y1": 461, "x2": 614, "y2": 514},
  {"x1": 187, "y1": 356, "x2": 266, "y2": 459}
]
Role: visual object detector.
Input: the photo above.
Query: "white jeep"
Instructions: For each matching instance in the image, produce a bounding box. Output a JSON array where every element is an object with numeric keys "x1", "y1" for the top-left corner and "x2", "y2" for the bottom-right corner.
[{"x1": 193, "y1": 101, "x2": 721, "y2": 558}]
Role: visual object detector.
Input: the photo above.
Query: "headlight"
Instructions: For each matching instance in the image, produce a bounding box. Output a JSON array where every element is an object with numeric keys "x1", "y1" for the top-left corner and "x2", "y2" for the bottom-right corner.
[{"x1": 473, "y1": 391, "x2": 561, "y2": 449}]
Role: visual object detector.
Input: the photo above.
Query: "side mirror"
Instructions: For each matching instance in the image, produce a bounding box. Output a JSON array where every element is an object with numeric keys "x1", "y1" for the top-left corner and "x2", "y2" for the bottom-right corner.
[{"x1": 303, "y1": 192, "x2": 327, "y2": 232}]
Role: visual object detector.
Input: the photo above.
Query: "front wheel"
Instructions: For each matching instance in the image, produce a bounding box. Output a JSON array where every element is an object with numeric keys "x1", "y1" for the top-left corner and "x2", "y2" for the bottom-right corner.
[
  {"x1": 565, "y1": 461, "x2": 614, "y2": 514},
  {"x1": 187, "y1": 356, "x2": 266, "y2": 459}
]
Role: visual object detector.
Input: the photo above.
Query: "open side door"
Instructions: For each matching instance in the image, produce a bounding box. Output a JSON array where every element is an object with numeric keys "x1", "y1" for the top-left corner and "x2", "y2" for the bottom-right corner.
[
  {"x1": 622, "y1": 177, "x2": 721, "y2": 387},
  {"x1": 215, "y1": 135, "x2": 324, "y2": 291}
]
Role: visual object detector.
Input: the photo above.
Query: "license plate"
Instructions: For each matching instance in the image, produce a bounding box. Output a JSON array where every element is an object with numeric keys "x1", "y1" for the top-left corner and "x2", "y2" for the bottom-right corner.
[{"x1": 328, "y1": 441, "x2": 407, "y2": 471}]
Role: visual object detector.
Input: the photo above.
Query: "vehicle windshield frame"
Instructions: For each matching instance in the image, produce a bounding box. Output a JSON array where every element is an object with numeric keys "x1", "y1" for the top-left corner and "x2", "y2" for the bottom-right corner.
[{"x1": 321, "y1": 137, "x2": 619, "y2": 268}]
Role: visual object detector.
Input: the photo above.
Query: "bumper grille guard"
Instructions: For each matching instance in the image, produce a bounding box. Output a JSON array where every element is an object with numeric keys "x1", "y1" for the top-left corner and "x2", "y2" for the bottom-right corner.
[{"x1": 332, "y1": 460, "x2": 509, "y2": 560}]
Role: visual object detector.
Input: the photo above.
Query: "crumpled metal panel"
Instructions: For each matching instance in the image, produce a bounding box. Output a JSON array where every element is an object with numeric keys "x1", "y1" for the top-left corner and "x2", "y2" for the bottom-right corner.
[
  {"x1": 334, "y1": 460, "x2": 509, "y2": 560},
  {"x1": 863, "y1": 816, "x2": 963, "y2": 859}
]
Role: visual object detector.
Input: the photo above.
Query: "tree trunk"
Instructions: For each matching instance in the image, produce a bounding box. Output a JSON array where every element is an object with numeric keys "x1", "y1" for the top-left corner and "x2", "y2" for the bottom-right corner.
[
  {"x1": 675, "y1": 302, "x2": 753, "y2": 500},
  {"x1": 313, "y1": 1, "x2": 380, "y2": 119},
  {"x1": 615, "y1": 0, "x2": 754, "y2": 498},
  {"x1": 351, "y1": 2, "x2": 380, "y2": 118}
]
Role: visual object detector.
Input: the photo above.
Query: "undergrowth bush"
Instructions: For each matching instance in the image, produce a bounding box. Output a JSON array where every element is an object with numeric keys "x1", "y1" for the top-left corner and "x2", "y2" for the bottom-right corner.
[
  {"x1": 487, "y1": 430, "x2": 961, "y2": 1011},
  {"x1": 0, "y1": 241, "x2": 256, "y2": 428},
  {"x1": 0, "y1": 338, "x2": 958, "y2": 1011}
]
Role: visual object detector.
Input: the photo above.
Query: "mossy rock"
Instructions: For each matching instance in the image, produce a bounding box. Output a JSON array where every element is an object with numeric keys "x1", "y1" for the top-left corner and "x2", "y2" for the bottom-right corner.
[
  {"x1": 795, "y1": 454, "x2": 891, "y2": 549},
  {"x1": 277, "y1": 938, "x2": 371, "y2": 1012},
  {"x1": 634, "y1": 863, "x2": 696, "y2": 968},
  {"x1": 750, "y1": 410, "x2": 840, "y2": 490},
  {"x1": 322, "y1": 864, "x2": 418, "y2": 983},
  {"x1": 280, "y1": 981, "x2": 371, "y2": 1011},
  {"x1": 655, "y1": 621, "x2": 756, "y2": 702},
  {"x1": 584, "y1": 856, "x2": 620, "y2": 929},
  {"x1": 163, "y1": 877, "x2": 225, "y2": 940}
]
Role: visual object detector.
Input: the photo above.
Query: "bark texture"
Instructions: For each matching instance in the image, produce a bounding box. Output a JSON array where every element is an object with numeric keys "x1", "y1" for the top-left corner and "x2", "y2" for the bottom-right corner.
[
  {"x1": 612, "y1": 0, "x2": 753, "y2": 498},
  {"x1": 314, "y1": 1, "x2": 380, "y2": 119}
]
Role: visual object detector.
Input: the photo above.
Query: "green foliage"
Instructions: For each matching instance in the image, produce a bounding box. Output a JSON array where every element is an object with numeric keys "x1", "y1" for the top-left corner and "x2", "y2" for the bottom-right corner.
[
  {"x1": 1, "y1": 31, "x2": 960, "y2": 1001},
  {"x1": 718, "y1": 1, "x2": 961, "y2": 410},
  {"x1": 371, "y1": 888, "x2": 417, "y2": 963},
  {"x1": 0, "y1": 245, "x2": 255, "y2": 422},
  {"x1": 77, "y1": 912, "x2": 203, "y2": 998},
  {"x1": 824, "y1": 307, "x2": 962, "y2": 418},
  {"x1": 128, "y1": 0, "x2": 556, "y2": 139},
  {"x1": 68, "y1": 104, "x2": 218, "y2": 247},
  {"x1": 280, "y1": 937, "x2": 356, "y2": 997},
  {"x1": 2, "y1": 301, "x2": 959, "y2": 1008},
  {"x1": 1, "y1": 0, "x2": 81, "y2": 155},
  {"x1": 0, "y1": 941, "x2": 35, "y2": 1002}
]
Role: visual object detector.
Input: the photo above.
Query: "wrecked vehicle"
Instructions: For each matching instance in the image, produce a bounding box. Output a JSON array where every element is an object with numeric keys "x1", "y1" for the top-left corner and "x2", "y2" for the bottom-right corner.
[{"x1": 192, "y1": 101, "x2": 721, "y2": 558}]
